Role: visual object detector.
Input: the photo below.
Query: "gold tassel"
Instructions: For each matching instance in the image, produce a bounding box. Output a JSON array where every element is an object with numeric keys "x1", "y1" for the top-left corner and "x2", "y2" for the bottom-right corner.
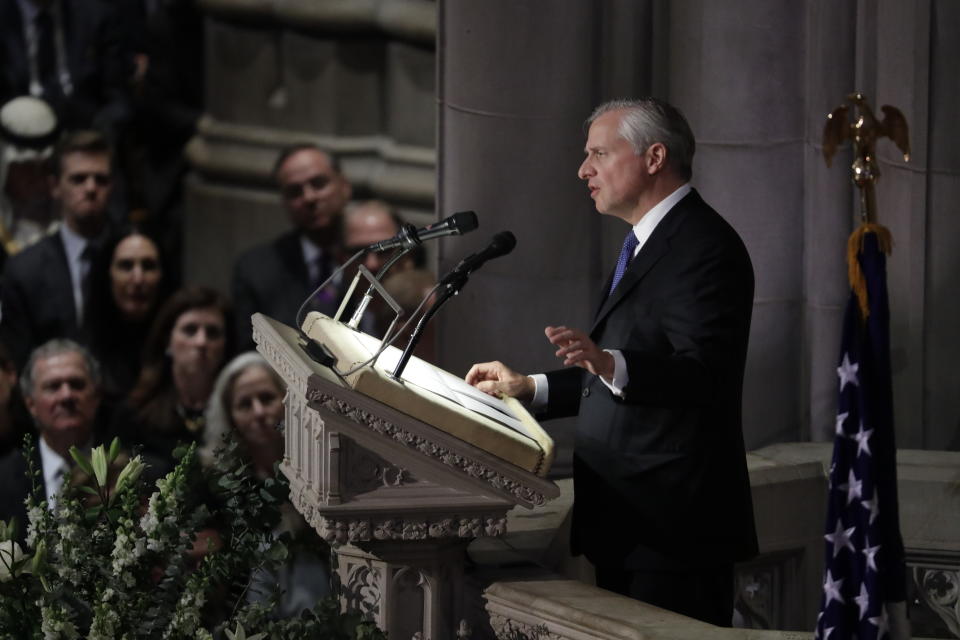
[{"x1": 847, "y1": 222, "x2": 893, "y2": 321}]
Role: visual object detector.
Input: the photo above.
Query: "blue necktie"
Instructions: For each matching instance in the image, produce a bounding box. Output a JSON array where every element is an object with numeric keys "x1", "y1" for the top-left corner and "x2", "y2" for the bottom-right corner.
[{"x1": 609, "y1": 230, "x2": 639, "y2": 295}]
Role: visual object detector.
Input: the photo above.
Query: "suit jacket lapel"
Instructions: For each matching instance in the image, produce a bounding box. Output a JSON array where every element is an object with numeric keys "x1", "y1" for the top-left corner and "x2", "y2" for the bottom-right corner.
[
  {"x1": 591, "y1": 190, "x2": 701, "y2": 332},
  {"x1": 46, "y1": 234, "x2": 79, "y2": 328}
]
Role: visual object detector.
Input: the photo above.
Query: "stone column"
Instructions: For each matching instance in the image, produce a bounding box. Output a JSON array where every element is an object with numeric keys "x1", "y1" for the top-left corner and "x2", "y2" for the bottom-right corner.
[{"x1": 435, "y1": 2, "x2": 606, "y2": 474}]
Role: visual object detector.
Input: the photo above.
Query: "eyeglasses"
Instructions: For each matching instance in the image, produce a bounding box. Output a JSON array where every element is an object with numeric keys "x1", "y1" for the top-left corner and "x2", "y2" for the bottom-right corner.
[{"x1": 281, "y1": 175, "x2": 332, "y2": 201}]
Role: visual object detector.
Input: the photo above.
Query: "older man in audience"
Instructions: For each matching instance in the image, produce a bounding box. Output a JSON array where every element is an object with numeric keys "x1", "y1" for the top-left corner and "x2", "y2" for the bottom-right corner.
[
  {"x1": 0, "y1": 129, "x2": 114, "y2": 368},
  {"x1": 0, "y1": 340, "x2": 107, "y2": 541}
]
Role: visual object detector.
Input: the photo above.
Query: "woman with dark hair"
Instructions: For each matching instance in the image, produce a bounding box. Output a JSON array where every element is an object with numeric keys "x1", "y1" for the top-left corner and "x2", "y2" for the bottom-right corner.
[
  {"x1": 114, "y1": 285, "x2": 231, "y2": 460},
  {"x1": 87, "y1": 226, "x2": 172, "y2": 404}
]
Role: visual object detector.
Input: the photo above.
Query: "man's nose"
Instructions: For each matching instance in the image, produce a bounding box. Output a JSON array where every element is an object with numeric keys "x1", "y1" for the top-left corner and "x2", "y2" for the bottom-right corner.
[
  {"x1": 130, "y1": 265, "x2": 145, "y2": 284},
  {"x1": 54, "y1": 382, "x2": 76, "y2": 400},
  {"x1": 251, "y1": 398, "x2": 266, "y2": 417},
  {"x1": 577, "y1": 159, "x2": 593, "y2": 180}
]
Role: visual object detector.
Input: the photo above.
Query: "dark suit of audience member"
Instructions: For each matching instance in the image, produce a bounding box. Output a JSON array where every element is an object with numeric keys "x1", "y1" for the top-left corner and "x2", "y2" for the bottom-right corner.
[
  {"x1": 467, "y1": 99, "x2": 757, "y2": 627},
  {"x1": 232, "y1": 145, "x2": 351, "y2": 351},
  {"x1": 0, "y1": 341, "x2": 31, "y2": 456},
  {"x1": 0, "y1": 130, "x2": 114, "y2": 368},
  {"x1": 0, "y1": 339, "x2": 108, "y2": 544},
  {"x1": 0, "y1": 0, "x2": 129, "y2": 136}
]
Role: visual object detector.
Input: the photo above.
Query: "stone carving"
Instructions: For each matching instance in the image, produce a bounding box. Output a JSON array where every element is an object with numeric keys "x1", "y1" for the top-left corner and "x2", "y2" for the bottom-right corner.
[
  {"x1": 344, "y1": 563, "x2": 383, "y2": 619},
  {"x1": 488, "y1": 615, "x2": 562, "y2": 640},
  {"x1": 295, "y1": 509, "x2": 507, "y2": 545},
  {"x1": 305, "y1": 390, "x2": 547, "y2": 505},
  {"x1": 344, "y1": 443, "x2": 415, "y2": 496},
  {"x1": 255, "y1": 329, "x2": 308, "y2": 394},
  {"x1": 913, "y1": 567, "x2": 960, "y2": 638}
]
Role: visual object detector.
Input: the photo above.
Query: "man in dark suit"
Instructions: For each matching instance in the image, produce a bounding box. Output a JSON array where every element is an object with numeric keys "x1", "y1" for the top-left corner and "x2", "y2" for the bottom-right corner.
[
  {"x1": 0, "y1": 339, "x2": 103, "y2": 543},
  {"x1": 232, "y1": 144, "x2": 352, "y2": 350},
  {"x1": 0, "y1": 0, "x2": 129, "y2": 136},
  {"x1": 466, "y1": 98, "x2": 757, "y2": 626},
  {"x1": 0, "y1": 129, "x2": 113, "y2": 368}
]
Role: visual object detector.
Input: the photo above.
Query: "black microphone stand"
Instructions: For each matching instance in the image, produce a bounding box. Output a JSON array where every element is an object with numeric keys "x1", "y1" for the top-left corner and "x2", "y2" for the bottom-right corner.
[{"x1": 390, "y1": 270, "x2": 469, "y2": 380}]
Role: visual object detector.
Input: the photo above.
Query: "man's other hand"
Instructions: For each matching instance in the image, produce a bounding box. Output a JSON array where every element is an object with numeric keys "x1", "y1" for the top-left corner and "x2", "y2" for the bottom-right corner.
[
  {"x1": 465, "y1": 361, "x2": 534, "y2": 402},
  {"x1": 545, "y1": 325, "x2": 615, "y2": 381}
]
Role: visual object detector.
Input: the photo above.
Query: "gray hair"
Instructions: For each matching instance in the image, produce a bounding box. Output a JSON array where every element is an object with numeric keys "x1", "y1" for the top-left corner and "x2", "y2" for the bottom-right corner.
[
  {"x1": 587, "y1": 98, "x2": 696, "y2": 180},
  {"x1": 201, "y1": 352, "x2": 284, "y2": 463},
  {"x1": 20, "y1": 339, "x2": 101, "y2": 397}
]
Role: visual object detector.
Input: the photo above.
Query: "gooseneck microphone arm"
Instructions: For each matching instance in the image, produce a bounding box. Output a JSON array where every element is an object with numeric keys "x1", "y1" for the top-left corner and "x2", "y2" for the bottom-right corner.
[{"x1": 390, "y1": 231, "x2": 517, "y2": 380}]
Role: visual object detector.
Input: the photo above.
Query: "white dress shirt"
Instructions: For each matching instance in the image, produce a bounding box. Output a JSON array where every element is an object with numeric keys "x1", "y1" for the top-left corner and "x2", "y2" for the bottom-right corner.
[{"x1": 38, "y1": 436, "x2": 72, "y2": 510}]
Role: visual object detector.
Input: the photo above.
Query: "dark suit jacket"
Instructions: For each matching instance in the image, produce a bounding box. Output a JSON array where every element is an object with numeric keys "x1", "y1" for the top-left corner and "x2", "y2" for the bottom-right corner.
[
  {"x1": 0, "y1": 0, "x2": 129, "y2": 132},
  {"x1": 544, "y1": 189, "x2": 758, "y2": 570},
  {"x1": 0, "y1": 232, "x2": 83, "y2": 368},
  {"x1": 0, "y1": 441, "x2": 41, "y2": 545},
  {"x1": 231, "y1": 230, "x2": 342, "y2": 351}
]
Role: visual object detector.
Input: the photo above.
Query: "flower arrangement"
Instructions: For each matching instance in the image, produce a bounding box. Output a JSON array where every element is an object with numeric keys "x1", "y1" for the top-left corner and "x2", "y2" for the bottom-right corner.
[{"x1": 0, "y1": 436, "x2": 386, "y2": 640}]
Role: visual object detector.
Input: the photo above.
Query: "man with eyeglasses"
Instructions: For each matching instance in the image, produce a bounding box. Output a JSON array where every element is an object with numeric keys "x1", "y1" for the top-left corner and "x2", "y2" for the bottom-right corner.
[
  {"x1": 231, "y1": 144, "x2": 352, "y2": 350},
  {"x1": 0, "y1": 129, "x2": 113, "y2": 368}
]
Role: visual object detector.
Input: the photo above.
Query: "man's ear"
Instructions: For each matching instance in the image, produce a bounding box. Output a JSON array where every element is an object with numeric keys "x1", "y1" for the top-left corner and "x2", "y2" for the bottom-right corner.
[
  {"x1": 645, "y1": 142, "x2": 668, "y2": 175},
  {"x1": 48, "y1": 173, "x2": 60, "y2": 200},
  {"x1": 24, "y1": 393, "x2": 37, "y2": 420}
]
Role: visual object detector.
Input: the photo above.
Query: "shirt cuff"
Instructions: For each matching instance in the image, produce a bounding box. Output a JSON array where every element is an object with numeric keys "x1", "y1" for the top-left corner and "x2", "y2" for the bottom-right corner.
[
  {"x1": 529, "y1": 373, "x2": 549, "y2": 410},
  {"x1": 598, "y1": 349, "x2": 627, "y2": 397}
]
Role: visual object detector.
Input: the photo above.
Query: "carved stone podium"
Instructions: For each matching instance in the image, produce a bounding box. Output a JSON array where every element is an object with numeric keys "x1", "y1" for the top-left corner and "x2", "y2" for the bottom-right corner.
[{"x1": 253, "y1": 313, "x2": 559, "y2": 640}]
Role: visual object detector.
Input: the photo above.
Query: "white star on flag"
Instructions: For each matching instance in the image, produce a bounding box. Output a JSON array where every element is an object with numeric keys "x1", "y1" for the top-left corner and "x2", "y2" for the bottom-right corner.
[
  {"x1": 853, "y1": 422, "x2": 874, "y2": 457},
  {"x1": 861, "y1": 495, "x2": 880, "y2": 525},
  {"x1": 835, "y1": 411, "x2": 849, "y2": 436},
  {"x1": 825, "y1": 520, "x2": 856, "y2": 558},
  {"x1": 855, "y1": 582, "x2": 871, "y2": 620},
  {"x1": 862, "y1": 538, "x2": 881, "y2": 572},
  {"x1": 837, "y1": 353, "x2": 859, "y2": 391},
  {"x1": 838, "y1": 469, "x2": 863, "y2": 504},
  {"x1": 823, "y1": 569, "x2": 845, "y2": 606}
]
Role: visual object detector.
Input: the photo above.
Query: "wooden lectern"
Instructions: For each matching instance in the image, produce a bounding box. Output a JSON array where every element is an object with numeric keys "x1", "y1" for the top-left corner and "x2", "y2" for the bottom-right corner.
[{"x1": 253, "y1": 312, "x2": 559, "y2": 640}]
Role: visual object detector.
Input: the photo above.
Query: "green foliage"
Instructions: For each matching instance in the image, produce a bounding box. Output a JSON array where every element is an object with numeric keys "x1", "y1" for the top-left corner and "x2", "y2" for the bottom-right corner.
[{"x1": 0, "y1": 435, "x2": 382, "y2": 640}]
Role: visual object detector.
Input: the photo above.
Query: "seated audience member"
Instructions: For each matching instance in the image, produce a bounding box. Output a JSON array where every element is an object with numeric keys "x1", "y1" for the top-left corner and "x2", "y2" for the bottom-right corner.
[
  {"x1": 87, "y1": 226, "x2": 170, "y2": 404},
  {"x1": 0, "y1": 129, "x2": 115, "y2": 368},
  {"x1": 202, "y1": 352, "x2": 329, "y2": 614},
  {"x1": 342, "y1": 200, "x2": 422, "y2": 276},
  {"x1": 0, "y1": 96, "x2": 59, "y2": 267},
  {"x1": 0, "y1": 339, "x2": 110, "y2": 542},
  {"x1": 231, "y1": 144, "x2": 351, "y2": 351},
  {"x1": 115, "y1": 286, "x2": 230, "y2": 461},
  {"x1": 0, "y1": 341, "x2": 31, "y2": 456},
  {"x1": 340, "y1": 200, "x2": 425, "y2": 335}
]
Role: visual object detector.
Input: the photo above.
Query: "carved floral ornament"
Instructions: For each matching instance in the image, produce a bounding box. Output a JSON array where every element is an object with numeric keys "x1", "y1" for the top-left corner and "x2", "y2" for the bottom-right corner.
[
  {"x1": 289, "y1": 484, "x2": 507, "y2": 545},
  {"x1": 488, "y1": 615, "x2": 563, "y2": 640},
  {"x1": 305, "y1": 389, "x2": 548, "y2": 506}
]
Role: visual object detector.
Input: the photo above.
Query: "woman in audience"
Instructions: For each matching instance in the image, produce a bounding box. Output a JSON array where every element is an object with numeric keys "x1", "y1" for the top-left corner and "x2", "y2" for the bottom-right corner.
[
  {"x1": 88, "y1": 226, "x2": 171, "y2": 405},
  {"x1": 117, "y1": 286, "x2": 231, "y2": 460},
  {"x1": 203, "y1": 352, "x2": 329, "y2": 614}
]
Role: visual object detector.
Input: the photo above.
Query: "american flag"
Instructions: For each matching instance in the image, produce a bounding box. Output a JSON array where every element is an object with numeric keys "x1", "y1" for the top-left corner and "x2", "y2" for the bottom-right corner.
[{"x1": 815, "y1": 227, "x2": 907, "y2": 640}]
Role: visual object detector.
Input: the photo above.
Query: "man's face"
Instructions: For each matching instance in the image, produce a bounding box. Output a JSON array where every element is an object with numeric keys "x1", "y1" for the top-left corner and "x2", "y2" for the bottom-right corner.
[
  {"x1": 277, "y1": 149, "x2": 351, "y2": 236},
  {"x1": 577, "y1": 110, "x2": 650, "y2": 221},
  {"x1": 25, "y1": 351, "x2": 99, "y2": 438},
  {"x1": 344, "y1": 204, "x2": 401, "y2": 273},
  {"x1": 52, "y1": 151, "x2": 112, "y2": 232}
]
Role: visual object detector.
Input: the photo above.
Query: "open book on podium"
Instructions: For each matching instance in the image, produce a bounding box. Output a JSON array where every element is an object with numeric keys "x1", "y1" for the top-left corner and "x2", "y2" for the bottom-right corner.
[{"x1": 297, "y1": 311, "x2": 555, "y2": 478}]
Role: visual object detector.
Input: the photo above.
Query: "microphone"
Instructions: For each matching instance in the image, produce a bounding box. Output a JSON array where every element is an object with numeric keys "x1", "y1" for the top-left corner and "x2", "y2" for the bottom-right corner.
[
  {"x1": 368, "y1": 210, "x2": 479, "y2": 252},
  {"x1": 440, "y1": 231, "x2": 516, "y2": 285}
]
